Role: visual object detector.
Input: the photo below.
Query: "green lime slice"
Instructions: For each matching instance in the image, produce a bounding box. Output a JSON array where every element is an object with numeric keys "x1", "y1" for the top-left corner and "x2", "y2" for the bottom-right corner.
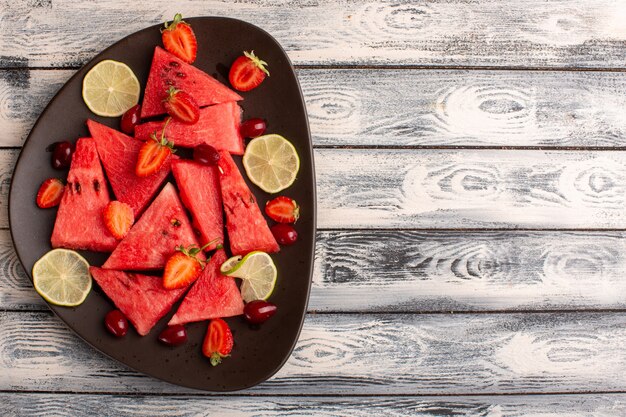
[
  {"x1": 242, "y1": 134, "x2": 300, "y2": 193},
  {"x1": 32, "y1": 249, "x2": 92, "y2": 307},
  {"x1": 82, "y1": 60, "x2": 140, "y2": 117},
  {"x1": 220, "y1": 252, "x2": 277, "y2": 302}
]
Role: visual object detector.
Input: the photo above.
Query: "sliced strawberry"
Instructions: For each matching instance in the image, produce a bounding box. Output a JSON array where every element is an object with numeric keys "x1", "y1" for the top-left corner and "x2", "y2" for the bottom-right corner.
[
  {"x1": 36, "y1": 178, "x2": 64, "y2": 208},
  {"x1": 163, "y1": 87, "x2": 200, "y2": 124},
  {"x1": 162, "y1": 242, "x2": 215, "y2": 289},
  {"x1": 161, "y1": 13, "x2": 197, "y2": 64},
  {"x1": 136, "y1": 120, "x2": 176, "y2": 177},
  {"x1": 202, "y1": 318, "x2": 233, "y2": 366},
  {"x1": 265, "y1": 196, "x2": 300, "y2": 223},
  {"x1": 103, "y1": 201, "x2": 134, "y2": 240},
  {"x1": 228, "y1": 51, "x2": 270, "y2": 92}
]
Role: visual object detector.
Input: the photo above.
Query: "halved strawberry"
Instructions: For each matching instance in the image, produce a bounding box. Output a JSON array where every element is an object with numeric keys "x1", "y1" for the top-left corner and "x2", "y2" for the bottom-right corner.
[
  {"x1": 265, "y1": 196, "x2": 299, "y2": 223},
  {"x1": 228, "y1": 51, "x2": 270, "y2": 92},
  {"x1": 162, "y1": 242, "x2": 214, "y2": 289},
  {"x1": 36, "y1": 178, "x2": 64, "y2": 208},
  {"x1": 136, "y1": 120, "x2": 176, "y2": 177},
  {"x1": 161, "y1": 13, "x2": 197, "y2": 64},
  {"x1": 163, "y1": 87, "x2": 200, "y2": 124},
  {"x1": 103, "y1": 201, "x2": 134, "y2": 240},
  {"x1": 202, "y1": 318, "x2": 233, "y2": 366}
]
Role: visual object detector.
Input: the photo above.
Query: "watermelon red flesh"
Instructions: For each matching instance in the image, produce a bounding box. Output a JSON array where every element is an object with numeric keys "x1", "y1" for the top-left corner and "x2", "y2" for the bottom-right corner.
[
  {"x1": 171, "y1": 160, "x2": 223, "y2": 251},
  {"x1": 103, "y1": 183, "x2": 204, "y2": 270},
  {"x1": 51, "y1": 138, "x2": 118, "y2": 252},
  {"x1": 218, "y1": 151, "x2": 279, "y2": 255},
  {"x1": 135, "y1": 102, "x2": 244, "y2": 154},
  {"x1": 90, "y1": 267, "x2": 187, "y2": 336},
  {"x1": 141, "y1": 46, "x2": 242, "y2": 119},
  {"x1": 87, "y1": 120, "x2": 174, "y2": 216},
  {"x1": 168, "y1": 250, "x2": 243, "y2": 326}
]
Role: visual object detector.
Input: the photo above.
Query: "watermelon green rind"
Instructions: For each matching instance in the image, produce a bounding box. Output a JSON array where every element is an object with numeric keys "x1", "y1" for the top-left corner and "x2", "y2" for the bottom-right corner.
[
  {"x1": 87, "y1": 120, "x2": 174, "y2": 216},
  {"x1": 135, "y1": 102, "x2": 244, "y2": 154},
  {"x1": 218, "y1": 151, "x2": 279, "y2": 255},
  {"x1": 103, "y1": 183, "x2": 204, "y2": 270},
  {"x1": 141, "y1": 46, "x2": 242, "y2": 118},
  {"x1": 168, "y1": 250, "x2": 243, "y2": 326},
  {"x1": 90, "y1": 267, "x2": 187, "y2": 336},
  {"x1": 51, "y1": 138, "x2": 118, "y2": 252},
  {"x1": 171, "y1": 160, "x2": 223, "y2": 251}
]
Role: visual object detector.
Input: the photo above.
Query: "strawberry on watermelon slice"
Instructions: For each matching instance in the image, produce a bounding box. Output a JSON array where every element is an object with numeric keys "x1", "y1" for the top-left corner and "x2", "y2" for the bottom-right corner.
[
  {"x1": 51, "y1": 138, "x2": 118, "y2": 252},
  {"x1": 90, "y1": 267, "x2": 187, "y2": 336},
  {"x1": 141, "y1": 46, "x2": 242, "y2": 119},
  {"x1": 168, "y1": 250, "x2": 243, "y2": 326},
  {"x1": 218, "y1": 151, "x2": 279, "y2": 255},
  {"x1": 87, "y1": 120, "x2": 174, "y2": 216},
  {"x1": 103, "y1": 183, "x2": 204, "y2": 270},
  {"x1": 135, "y1": 102, "x2": 244, "y2": 154},
  {"x1": 171, "y1": 160, "x2": 223, "y2": 251}
]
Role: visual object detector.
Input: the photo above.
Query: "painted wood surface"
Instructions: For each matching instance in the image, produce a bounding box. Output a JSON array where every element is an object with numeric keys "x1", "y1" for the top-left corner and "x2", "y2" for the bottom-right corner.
[
  {"x1": 4, "y1": 229, "x2": 626, "y2": 312},
  {"x1": 3, "y1": 0, "x2": 626, "y2": 68},
  {"x1": 3, "y1": 393, "x2": 626, "y2": 416},
  {"x1": 3, "y1": 148, "x2": 626, "y2": 229},
  {"x1": 2, "y1": 311, "x2": 626, "y2": 395},
  {"x1": 2, "y1": 69, "x2": 626, "y2": 148}
]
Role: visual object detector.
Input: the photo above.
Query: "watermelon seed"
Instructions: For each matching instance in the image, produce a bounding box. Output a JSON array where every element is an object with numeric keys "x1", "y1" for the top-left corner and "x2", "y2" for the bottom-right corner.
[
  {"x1": 175, "y1": 72, "x2": 186, "y2": 79},
  {"x1": 169, "y1": 61, "x2": 180, "y2": 67},
  {"x1": 74, "y1": 182, "x2": 81, "y2": 194},
  {"x1": 171, "y1": 218, "x2": 181, "y2": 227},
  {"x1": 93, "y1": 179, "x2": 100, "y2": 192}
]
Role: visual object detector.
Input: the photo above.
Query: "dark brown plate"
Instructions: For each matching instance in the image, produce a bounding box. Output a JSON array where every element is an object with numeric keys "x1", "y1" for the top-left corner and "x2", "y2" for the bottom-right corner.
[{"x1": 9, "y1": 17, "x2": 315, "y2": 392}]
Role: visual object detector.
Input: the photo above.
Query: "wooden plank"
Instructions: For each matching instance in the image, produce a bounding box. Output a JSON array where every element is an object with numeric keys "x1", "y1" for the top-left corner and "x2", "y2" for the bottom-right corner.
[
  {"x1": 3, "y1": 393, "x2": 626, "y2": 416},
  {"x1": 4, "y1": 148, "x2": 626, "y2": 229},
  {"x1": 3, "y1": 69, "x2": 626, "y2": 148},
  {"x1": 2, "y1": 311, "x2": 625, "y2": 394},
  {"x1": 315, "y1": 148, "x2": 626, "y2": 228},
  {"x1": 5, "y1": 229, "x2": 626, "y2": 312},
  {"x1": 3, "y1": 1, "x2": 626, "y2": 68}
]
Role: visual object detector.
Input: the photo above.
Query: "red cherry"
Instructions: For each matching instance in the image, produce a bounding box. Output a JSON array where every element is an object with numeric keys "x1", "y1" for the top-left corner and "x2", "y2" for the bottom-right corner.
[
  {"x1": 271, "y1": 224, "x2": 298, "y2": 245},
  {"x1": 51, "y1": 141, "x2": 74, "y2": 169},
  {"x1": 240, "y1": 118, "x2": 267, "y2": 138},
  {"x1": 120, "y1": 104, "x2": 141, "y2": 135},
  {"x1": 193, "y1": 144, "x2": 220, "y2": 166},
  {"x1": 158, "y1": 325, "x2": 188, "y2": 346},
  {"x1": 104, "y1": 310, "x2": 129, "y2": 337},
  {"x1": 244, "y1": 300, "x2": 277, "y2": 324}
]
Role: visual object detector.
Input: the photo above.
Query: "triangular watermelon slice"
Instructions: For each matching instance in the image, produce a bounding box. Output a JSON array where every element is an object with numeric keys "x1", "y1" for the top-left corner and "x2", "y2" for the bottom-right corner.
[
  {"x1": 141, "y1": 46, "x2": 242, "y2": 118},
  {"x1": 103, "y1": 183, "x2": 204, "y2": 270},
  {"x1": 168, "y1": 250, "x2": 243, "y2": 326},
  {"x1": 87, "y1": 120, "x2": 174, "y2": 216},
  {"x1": 51, "y1": 138, "x2": 118, "y2": 252},
  {"x1": 218, "y1": 151, "x2": 279, "y2": 255},
  {"x1": 171, "y1": 160, "x2": 223, "y2": 251},
  {"x1": 90, "y1": 267, "x2": 187, "y2": 336},
  {"x1": 135, "y1": 102, "x2": 244, "y2": 154}
]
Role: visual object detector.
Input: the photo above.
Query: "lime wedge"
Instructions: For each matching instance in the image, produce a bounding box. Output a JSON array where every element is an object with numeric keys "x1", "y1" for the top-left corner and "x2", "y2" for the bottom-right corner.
[
  {"x1": 242, "y1": 134, "x2": 300, "y2": 193},
  {"x1": 220, "y1": 252, "x2": 277, "y2": 302},
  {"x1": 82, "y1": 60, "x2": 140, "y2": 117},
  {"x1": 32, "y1": 249, "x2": 92, "y2": 307}
]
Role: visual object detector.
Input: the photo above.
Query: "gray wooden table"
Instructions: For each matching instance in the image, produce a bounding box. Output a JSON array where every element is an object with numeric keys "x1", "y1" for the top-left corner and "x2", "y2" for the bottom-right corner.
[{"x1": 2, "y1": 1, "x2": 626, "y2": 415}]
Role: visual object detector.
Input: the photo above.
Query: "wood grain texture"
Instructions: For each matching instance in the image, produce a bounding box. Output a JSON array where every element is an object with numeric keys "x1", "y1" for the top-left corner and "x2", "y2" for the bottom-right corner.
[
  {"x1": 3, "y1": 393, "x2": 626, "y2": 416},
  {"x1": 2, "y1": 0, "x2": 626, "y2": 68},
  {"x1": 2, "y1": 311, "x2": 626, "y2": 395},
  {"x1": 4, "y1": 229, "x2": 626, "y2": 312},
  {"x1": 4, "y1": 148, "x2": 626, "y2": 229},
  {"x1": 3, "y1": 69, "x2": 626, "y2": 148},
  {"x1": 316, "y1": 148, "x2": 626, "y2": 228}
]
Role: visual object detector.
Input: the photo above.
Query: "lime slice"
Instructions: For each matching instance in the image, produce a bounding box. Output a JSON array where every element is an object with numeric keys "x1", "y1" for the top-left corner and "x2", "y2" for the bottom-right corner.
[
  {"x1": 242, "y1": 134, "x2": 300, "y2": 193},
  {"x1": 82, "y1": 60, "x2": 140, "y2": 117},
  {"x1": 32, "y1": 249, "x2": 92, "y2": 307},
  {"x1": 220, "y1": 252, "x2": 277, "y2": 302}
]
